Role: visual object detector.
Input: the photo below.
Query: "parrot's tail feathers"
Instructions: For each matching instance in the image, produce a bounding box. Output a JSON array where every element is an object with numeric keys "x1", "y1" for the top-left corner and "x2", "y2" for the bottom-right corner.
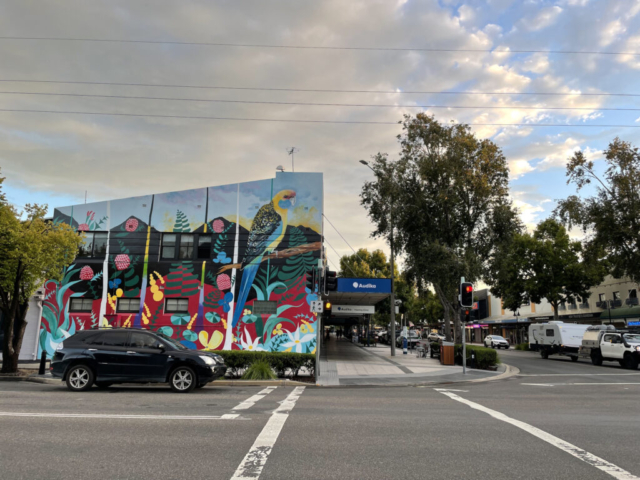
[{"x1": 231, "y1": 263, "x2": 259, "y2": 328}]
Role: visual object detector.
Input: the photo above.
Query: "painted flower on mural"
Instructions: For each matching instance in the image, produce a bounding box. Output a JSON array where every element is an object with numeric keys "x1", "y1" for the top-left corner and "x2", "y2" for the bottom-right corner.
[
  {"x1": 305, "y1": 287, "x2": 319, "y2": 306},
  {"x1": 218, "y1": 291, "x2": 234, "y2": 313},
  {"x1": 108, "y1": 278, "x2": 122, "y2": 289},
  {"x1": 125, "y1": 218, "x2": 139, "y2": 232},
  {"x1": 216, "y1": 273, "x2": 231, "y2": 290},
  {"x1": 114, "y1": 254, "x2": 131, "y2": 271},
  {"x1": 212, "y1": 252, "x2": 232, "y2": 264},
  {"x1": 78, "y1": 223, "x2": 90, "y2": 231},
  {"x1": 240, "y1": 328, "x2": 265, "y2": 352},
  {"x1": 282, "y1": 329, "x2": 315, "y2": 353},
  {"x1": 212, "y1": 219, "x2": 225, "y2": 233},
  {"x1": 79, "y1": 266, "x2": 94, "y2": 281}
]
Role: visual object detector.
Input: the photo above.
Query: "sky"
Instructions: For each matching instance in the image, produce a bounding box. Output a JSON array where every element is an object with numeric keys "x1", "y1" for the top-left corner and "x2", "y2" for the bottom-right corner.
[{"x1": 1, "y1": 0, "x2": 640, "y2": 270}]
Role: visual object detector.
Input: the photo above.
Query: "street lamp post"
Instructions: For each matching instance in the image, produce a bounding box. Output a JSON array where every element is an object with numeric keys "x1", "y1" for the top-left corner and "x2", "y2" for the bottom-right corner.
[{"x1": 360, "y1": 159, "x2": 397, "y2": 356}]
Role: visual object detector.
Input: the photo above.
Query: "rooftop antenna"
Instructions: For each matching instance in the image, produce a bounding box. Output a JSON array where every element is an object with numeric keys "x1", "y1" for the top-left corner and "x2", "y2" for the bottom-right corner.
[
  {"x1": 286, "y1": 147, "x2": 299, "y2": 172},
  {"x1": 276, "y1": 165, "x2": 285, "y2": 173},
  {"x1": 84, "y1": 190, "x2": 87, "y2": 204}
]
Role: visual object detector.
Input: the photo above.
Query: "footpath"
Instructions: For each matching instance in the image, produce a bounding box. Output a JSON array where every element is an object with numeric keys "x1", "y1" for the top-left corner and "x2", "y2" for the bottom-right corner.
[{"x1": 318, "y1": 336, "x2": 511, "y2": 387}]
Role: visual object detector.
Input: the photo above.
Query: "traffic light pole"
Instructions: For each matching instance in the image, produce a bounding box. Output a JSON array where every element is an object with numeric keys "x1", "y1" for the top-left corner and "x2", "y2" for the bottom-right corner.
[{"x1": 389, "y1": 227, "x2": 396, "y2": 357}]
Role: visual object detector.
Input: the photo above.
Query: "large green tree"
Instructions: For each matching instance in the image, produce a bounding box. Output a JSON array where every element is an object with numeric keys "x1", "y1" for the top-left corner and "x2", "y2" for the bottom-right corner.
[
  {"x1": 556, "y1": 138, "x2": 640, "y2": 283},
  {"x1": 362, "y1": 114, "x2": 521, "y2": 341},
  {"x1": 490, "y1": 219, "x2": 607, "y2": 319},
  {"x1": 339, "y1": 248, "x2": 391, "y2": 279},
  {"x1": 0, "y1": 171, "x2": 82, "y2": 373}
]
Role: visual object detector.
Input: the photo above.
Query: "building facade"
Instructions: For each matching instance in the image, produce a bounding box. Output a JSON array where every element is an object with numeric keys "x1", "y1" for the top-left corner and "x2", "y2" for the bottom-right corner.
[
  {"x1": 466, "y1": 275, "x2": 640, "y2": 344},
  {"x1": 38, "y1": 172, "x2": 323, "y2": 358}
]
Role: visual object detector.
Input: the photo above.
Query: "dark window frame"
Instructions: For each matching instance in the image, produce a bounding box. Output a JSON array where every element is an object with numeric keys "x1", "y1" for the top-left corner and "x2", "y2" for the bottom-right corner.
[
  {"x1": 545, "y1": 329, "x2": 555, "y2": 337},
  {"x1": 78, "y1": 231, "x2": 108, "y2": 258},
  {"x1": 161, "y1": 233, "x2": 212, "y2": 260},
  {"x1": 117, "y1": 298, "x2": 141, "y2": 313},
  {"x1": 69, "y1": 298, "x2": 94, "y2": 312},
  {"x1": 165, "y1": 297, "x2": 190, "y2": 314}
]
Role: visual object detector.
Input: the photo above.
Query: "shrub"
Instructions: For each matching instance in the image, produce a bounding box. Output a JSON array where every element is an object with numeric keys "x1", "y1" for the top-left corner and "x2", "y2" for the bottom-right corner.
[
  {"x1": 454, "y1": 345, "x2": 499, "y2": 370},
  {"x1": 215, "y1": 350, "x2": 315, "y2": 379},
  {"x1": 515, "y1": 342, "x2": 530, "y2": 351},
  {"x1": 242, "y1": 360, "x2": 277, "y2": 380}
]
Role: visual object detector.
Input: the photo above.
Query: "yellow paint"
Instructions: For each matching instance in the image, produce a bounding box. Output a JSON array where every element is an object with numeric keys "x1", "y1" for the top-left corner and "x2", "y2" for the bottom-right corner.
[
  {"x1": 153, "y1": 272, "x2": 165, "y2": 284},
  {"x1": 161, "y1": 211, "x2": 175, "y2": 232},
  {"x1": 199, "y1": 330, "x2": 224, "y2": 350},
  {"x1": 149, "y1": 275, "x2": 156, "y2": 287},
  {"x1": 222, "y1": 318, "x2": 227, "y2": 329},
  {"x1": 153, "y1": 291, "x2": 164, "y2": 302},
  {"x1": 284, "y1": 347, "x2": 293, "y2": 352},
  {"x1": 289, "y1": 205, "x2": 320, "y2": 231},
  {"x1": 187, "y1": 313, "x2": 197, "y2": 330},
  {"x1": 116, "y1": 288, "x2": 123, "y2": 298}
]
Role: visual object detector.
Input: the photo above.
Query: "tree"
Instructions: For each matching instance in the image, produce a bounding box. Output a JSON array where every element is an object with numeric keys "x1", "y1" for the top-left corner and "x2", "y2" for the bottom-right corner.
[
  {"x1": 490, "y1": 219, "x2": 607, "y2": 319},
  {"x1": 0, "y1": 177, "x2": 82, "y2": 373},
  {"x1": 556, "y1": 138, "x2": 640, "y2": 283},
  {"x1": 362, "y1": 114, "x2": 521, "y2": 342},
  {"x1": 339, "y1": 248, "x2": 390, "y2": 278}
]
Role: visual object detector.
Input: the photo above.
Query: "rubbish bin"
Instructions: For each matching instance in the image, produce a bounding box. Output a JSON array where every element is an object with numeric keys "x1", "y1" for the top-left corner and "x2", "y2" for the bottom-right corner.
[{"x1": 440, "y1": 341, "x2": 455, "y2": 366}]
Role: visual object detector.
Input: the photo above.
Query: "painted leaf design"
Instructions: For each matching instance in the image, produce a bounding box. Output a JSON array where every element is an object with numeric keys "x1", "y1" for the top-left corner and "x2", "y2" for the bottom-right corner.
[
  {"x1": 170, "y1": 314, "x2": 190, "y2": 326},
  {"x1": 205, "y1": 312, "x2": 221, "y2": 323},
  {"x1": 183, "y1": 330, "x2": 197, "y2": 342}
]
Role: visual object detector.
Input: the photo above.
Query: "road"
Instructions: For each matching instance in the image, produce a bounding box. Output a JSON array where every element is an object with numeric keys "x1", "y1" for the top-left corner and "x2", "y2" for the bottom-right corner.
[{"x1": 1, "y1": 350, "x2": 640, "y2": 480}]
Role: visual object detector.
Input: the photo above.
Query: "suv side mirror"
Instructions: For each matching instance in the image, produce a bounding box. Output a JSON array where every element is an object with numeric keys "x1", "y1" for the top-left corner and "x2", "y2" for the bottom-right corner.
[{"x1": 156, "y1": 343, "x2": 166, "y2": 351}]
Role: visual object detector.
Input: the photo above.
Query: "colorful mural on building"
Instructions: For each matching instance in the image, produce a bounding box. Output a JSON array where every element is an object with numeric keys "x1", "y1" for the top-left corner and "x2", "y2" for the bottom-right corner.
[{"x1": 39, "y1": 172, "x2": 323, "y2": 357}]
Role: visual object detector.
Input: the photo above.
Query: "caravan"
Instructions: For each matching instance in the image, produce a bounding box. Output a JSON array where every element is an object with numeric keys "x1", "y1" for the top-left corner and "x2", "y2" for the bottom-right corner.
[{"x1": 529, "y1": 321, "x2": 589, "y2": 361}]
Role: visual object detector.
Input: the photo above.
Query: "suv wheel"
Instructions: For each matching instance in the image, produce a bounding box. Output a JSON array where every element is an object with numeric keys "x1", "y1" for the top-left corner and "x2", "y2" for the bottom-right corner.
[
  {"x1": 624, "y1": 354, "x2": 639, "y2": 370},
  {"x1": 66, "y1": 365, "x2": 94, "y2": 392},
  {"x1": 170, "y1": 366, "x2": 197, "y2": 393}
]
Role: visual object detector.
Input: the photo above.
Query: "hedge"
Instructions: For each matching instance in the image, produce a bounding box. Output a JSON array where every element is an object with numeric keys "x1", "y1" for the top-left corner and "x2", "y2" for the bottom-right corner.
[
  {"x1": 453, "y1": 345, "x2": 499, "y2": 370},
  {"x1": 214, "y1": 350, "x2": 315, "y2": 379},
  {"x1": 515, "y1": 342, "x2": 530, "y2": 351}
]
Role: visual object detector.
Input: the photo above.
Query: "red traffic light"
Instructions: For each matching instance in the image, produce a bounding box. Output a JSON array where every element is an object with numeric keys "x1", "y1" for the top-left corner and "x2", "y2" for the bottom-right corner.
[{"x1": 465, "y1": 286, "x2": 473, "y2": 293}]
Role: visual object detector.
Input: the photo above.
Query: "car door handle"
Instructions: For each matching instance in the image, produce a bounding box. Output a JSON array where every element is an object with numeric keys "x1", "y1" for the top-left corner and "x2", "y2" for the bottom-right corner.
[
  {"x1": 127, "y1": 351, "x2": 137, "y2": 355},
  {"x1": 88, "y1": 349, "x2": 97, "y2": 352}
]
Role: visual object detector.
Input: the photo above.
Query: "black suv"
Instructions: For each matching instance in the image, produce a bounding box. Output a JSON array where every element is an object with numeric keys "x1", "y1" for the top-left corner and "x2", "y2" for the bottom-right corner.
[{"x1": 51, "y1": 328, "x2": 227, "y2": 393}]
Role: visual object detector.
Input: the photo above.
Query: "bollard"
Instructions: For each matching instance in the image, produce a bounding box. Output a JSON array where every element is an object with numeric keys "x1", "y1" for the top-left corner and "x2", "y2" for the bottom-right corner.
[
  {"x1": 403, "y1": 337, "x2": 408, "y2": 355},
  {"x1": 38, "y1": 349, "x2": 47, "y2": 375}
]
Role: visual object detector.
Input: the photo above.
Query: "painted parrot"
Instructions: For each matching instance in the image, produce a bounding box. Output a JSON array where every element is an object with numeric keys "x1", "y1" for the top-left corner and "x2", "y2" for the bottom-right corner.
[{"x1": 230, "y1": 189, "x2": 297, "y2": 328}]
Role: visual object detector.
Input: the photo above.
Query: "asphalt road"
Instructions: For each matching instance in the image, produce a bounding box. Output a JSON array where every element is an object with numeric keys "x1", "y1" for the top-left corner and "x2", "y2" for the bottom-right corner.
[{"x1": 2, "y1": 350, "x2": 640, "y2": 480}]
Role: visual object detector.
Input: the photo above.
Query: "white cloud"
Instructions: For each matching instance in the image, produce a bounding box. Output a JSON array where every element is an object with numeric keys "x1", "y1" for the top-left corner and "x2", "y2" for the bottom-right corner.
[
  {"x1": 508, "y1": 159, "x2": 535, "y2": 179},
  {"x1": 600, "y1": 19, "x2": 626, "y2": 46},
  {"x1": 519, "y1": 6, "x2": 563, "y2": 31}
]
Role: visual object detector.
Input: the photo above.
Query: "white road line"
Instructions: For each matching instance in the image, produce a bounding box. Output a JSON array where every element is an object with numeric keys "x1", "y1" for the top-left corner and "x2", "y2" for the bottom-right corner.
[
  {"x1": 518, "y1": 373, "x2": 640, "y2": 377},
  {"x1": 0, "y1": 412, "x2": 240, "y2": 420},
  {"x1": 522, "y1": 383, "x2": 640, "y2": 387},
  {"x1": 232, "y1": 386, "x2": 278, "y2": 411},
  {"x1": 438, "y1": 390, "x2": 639, "y2": 480},
  {"x1": 231, "y1": 387, "x2": 305, "y2": 480}
]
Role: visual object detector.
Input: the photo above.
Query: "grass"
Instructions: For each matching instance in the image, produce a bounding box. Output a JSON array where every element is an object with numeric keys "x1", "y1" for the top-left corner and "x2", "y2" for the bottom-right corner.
[{"x1": 241, "y1": 360, "x2": 277, "y2": 380}]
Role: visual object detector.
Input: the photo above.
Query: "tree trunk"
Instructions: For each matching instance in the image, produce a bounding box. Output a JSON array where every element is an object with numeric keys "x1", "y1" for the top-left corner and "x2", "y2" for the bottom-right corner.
[
  {"x1": 1, "y1": 302, "x2": 29, "y2": 374},
  {"x1": 452, "y1": 303, "x2": 462, "y2": 345},
  {"x1": 434, "y1": 283, "x2": 452, "y2": 342},
  {"x1": 552, "y1": 301, "x2": 559, "y2": 320}
]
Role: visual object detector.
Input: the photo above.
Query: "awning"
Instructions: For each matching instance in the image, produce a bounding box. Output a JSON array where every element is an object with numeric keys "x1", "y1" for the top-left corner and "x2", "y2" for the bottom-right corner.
[{"x1": 599, "y1": 306, "x2": 640, "y2": 320}]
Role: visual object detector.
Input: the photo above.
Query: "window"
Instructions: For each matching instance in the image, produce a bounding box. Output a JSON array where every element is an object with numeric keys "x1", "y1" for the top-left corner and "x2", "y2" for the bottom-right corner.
[
  {"x1": 179, "y1": 234, "x2": 195, "y2": 259},
  {"x1": 613, "y1": 291, "x2": 621, "y2": 300},
  {"x1": 81, "y1": 333, "x2": 103, "y2": 345},
  {"x1": 117, "y1": 298, "x2": 140, "y2": 313},
  {"x1": 161, "y1": 234, "x2": 177, "y2": 259},
  {"x1": 100, "y1": 332, "x2": 128, "y2": 347},
  {"x1": 599, "y1": 293, "x2": 606, "y2": 302},
  {"x1": 129, "y1": 332, "x2": 158, "y2": 349},
  {"x1": 69, "y1": 298, "x2": 93, "y2": 312},
  {"x1": 161, "y1": 233, "x2": 206, "y2": 260},
  {"x1": 630, "y1": 289, "x2": 638, "y2": 299},
  {"x1": 197, "y1": 235, "x2": 212, "y2": 259},
  {"x1": 78, "y1": 232, "x2": 108, "y2": 258},
  {"x1": 165, "y1": 298, "x2": 189, "y2": 313},
  {"x1": 546, "y1": 329, "x2": 555, "y2": 337}
]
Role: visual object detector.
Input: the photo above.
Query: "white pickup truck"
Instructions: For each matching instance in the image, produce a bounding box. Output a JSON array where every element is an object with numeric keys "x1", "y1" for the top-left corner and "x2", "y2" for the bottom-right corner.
[{"x1": 579, "y1": 325, "x2": 640, "y2": 369}]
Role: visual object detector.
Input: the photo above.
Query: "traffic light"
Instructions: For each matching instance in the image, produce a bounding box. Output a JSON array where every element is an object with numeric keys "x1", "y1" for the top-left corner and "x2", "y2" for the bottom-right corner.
[
  {"x1": 306, "y1": 268, "x2": 316, "y2": 292},
  {"x1": 460, "y1": 282, "x2": 474, "y2": 308},
  {"x1": 325, "y1": 301, "x2": 332, "y2": 313},
  {"x1": 325, "y1": 268, "x2": 337, "y2": 292}
]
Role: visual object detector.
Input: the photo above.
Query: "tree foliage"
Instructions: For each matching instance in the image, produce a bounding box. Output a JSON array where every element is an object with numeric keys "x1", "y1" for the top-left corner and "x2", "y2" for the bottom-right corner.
[
  {"x1": 0, "y1": 180, "x2": 82, "y2": 372},
  {"x1": 362, "y1": 114, "x2": 521, "y2": 341},
  {"x1": 339, "y1": 248, "x2": 391, "y2": 279},
  {"x1": 490, "y1": 219, "x2": 607, "y2": 319},
  {"x1": 556, "y1": 138, "x2": 640, "y2": 283}
]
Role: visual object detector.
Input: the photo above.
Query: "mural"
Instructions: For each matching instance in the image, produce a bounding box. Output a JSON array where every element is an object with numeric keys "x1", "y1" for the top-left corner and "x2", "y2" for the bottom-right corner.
[{"x1": 39, "y1": 172, "x2": 323, "y2": 357}]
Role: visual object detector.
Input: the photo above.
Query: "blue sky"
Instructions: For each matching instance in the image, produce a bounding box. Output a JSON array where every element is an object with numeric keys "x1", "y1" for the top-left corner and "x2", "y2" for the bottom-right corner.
[{"x1": 1, "y1": 0, "x2": 639, "y2": 264}]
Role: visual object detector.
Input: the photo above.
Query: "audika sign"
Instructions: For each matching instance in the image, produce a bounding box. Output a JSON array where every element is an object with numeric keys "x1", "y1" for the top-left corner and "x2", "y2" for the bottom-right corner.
[{"x1": 337, "y1": 278, "x2": 392, "y2": 293}]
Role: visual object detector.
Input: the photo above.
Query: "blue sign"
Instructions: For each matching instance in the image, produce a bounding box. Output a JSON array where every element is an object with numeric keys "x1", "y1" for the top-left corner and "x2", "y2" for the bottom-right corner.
[
  {"x1": 337, "y1": 278, "x2": 392, "y2": 294},
  {"x1": 629, "y1": 321, "x2": 640, "y2": 326}
]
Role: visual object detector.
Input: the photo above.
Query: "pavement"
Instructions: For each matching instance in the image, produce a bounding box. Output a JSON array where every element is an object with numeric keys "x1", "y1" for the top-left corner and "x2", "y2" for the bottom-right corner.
[
  {"x1": 2, "y1": 349, "x2": 640, "y2": 479},
  {"x1": 318, "y1": 335, "x2": 503, "y2": 386}
]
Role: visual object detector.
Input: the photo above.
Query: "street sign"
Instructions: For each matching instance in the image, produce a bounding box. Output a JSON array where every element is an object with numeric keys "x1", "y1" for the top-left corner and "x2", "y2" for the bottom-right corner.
[
  {"x1": 310, "y1": 300, "x2": 324, "y2": 313},
  {"x1": 333, "y1": 305, "x2": 375, "y2": 315}
]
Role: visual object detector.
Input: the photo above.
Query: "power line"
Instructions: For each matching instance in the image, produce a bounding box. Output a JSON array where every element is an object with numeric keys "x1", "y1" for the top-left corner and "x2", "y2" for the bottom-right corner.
[
  {"x1": 324, "y1": 237, "x2": 357, "y2": 277},
  {"x1": 2, "y1": 90, "x2": 640, "y2": 111},
  {"x1": 2, "y1": 108, "x2": 640, "y2": 128},
  {"x1": 1, "y1": 36, "x2": 638, "y2": 56},
  {"x1": 323, "y1": 214, "x2": 366, "y2": 258},
  {"x1": 1, "y1": 79, "x2": 638, "y2": 97}
]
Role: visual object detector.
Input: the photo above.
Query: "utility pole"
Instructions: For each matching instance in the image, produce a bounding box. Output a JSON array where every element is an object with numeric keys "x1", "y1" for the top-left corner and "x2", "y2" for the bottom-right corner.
[
  {"x1": 287, "y1": 147, "x2": 299, "y2": 172},
  {"x1": 389, "y1": 201, "x2": 397, "y2": 356}
]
